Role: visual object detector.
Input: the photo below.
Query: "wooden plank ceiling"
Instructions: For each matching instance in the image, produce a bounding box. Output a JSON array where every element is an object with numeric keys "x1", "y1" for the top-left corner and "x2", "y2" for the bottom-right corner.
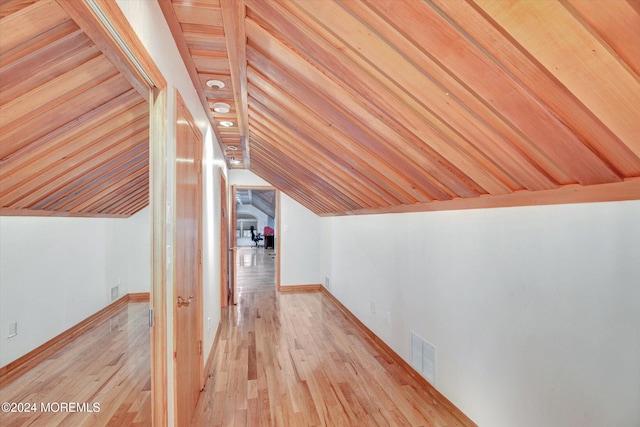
[
  {"x1": 164, "y1": 0, "x2": 640, "y2": 216},
  {"x1": 0, "y1": 0, "x2": 149, "y2": 217},
  {"x1": 2, "y1": 1, "x2": 639, "y2": 218}
]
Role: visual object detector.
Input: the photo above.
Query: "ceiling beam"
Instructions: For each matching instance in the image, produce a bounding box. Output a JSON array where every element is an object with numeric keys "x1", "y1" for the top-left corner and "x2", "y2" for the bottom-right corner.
[
  {"x1": 220, "y1": 0, "x2": 250, "y2": 167},
  {"x1": 57, "y1": 0, "x2": 165, "y2": 99}
]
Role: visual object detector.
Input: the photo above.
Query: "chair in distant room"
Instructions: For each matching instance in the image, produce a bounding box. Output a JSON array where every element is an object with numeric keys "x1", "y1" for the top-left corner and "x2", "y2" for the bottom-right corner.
[{"x1": 250, "y1": 225, "x2": 263, "y2": 247}]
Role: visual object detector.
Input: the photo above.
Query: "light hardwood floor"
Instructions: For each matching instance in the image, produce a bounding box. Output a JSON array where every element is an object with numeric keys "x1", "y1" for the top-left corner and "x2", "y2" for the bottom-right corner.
[
  {"x1": 1, "y1": 249, "x2": 474, "y2": 426},
  {"x1": 193, "y1": 256, "x2": 475, "y2": 426},
  {"x1": 236, "y1": 246, "x2": 276, "y2": 294},
  {"x1": 0, "y1": 303, "x2": 151, "y2": 426}
]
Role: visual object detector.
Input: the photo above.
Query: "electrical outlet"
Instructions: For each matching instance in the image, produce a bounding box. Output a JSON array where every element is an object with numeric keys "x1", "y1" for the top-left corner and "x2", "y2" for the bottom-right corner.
[
  {"x1": 8, "y1": 322, "x2": 17, "y2": 338},
  {"x1": 370, "y1": 301, "x2": 376, "y2": 314},
  {"x1": 208, "y1": 317, "x2": 211, "y2": 331},
  {"x1": 324, "y1": 276, "x2": 330, "y2": 290},
  {"x1": 111, "y1": 286, "x2": 119, "y2": 301},
  {"x1": 386, "y1": 311, "x2": 391, "y2": 324}
]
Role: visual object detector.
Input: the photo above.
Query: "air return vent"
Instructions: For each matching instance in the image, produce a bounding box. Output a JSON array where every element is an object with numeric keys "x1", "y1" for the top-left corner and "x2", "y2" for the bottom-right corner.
[{"x1": 411, "y1": 331, "x2": 436, "y2": 385}]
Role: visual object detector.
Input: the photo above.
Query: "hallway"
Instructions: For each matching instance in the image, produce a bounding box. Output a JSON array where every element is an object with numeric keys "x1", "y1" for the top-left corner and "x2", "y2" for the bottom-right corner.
[{"x1": 192, "y1": 250, "x2": 474, "y2": 426}]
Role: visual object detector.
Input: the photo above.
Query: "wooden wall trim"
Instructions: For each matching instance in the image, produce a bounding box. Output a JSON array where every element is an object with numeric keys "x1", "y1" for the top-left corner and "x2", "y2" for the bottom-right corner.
[
  {"x1": 203, "y1": 322, "x2": 222, "y2": 382},
  {"x1": 150, "y1": 87, "x2": 169, "y2": 427},
  {"x1": 319, "y1": 286, "x2": 477, "y2": 426},
  {"x1": 129, "y1": 292, "x2": 151, "y2": 302},
  {"x1": 337, "y1": 178, "x2": 640, "y2": 216},
  {"x1": 278, "y1": 284, "x2": 322, "y2": 293},
  {"x1": 57, "y1": 0, "x2": 165, "y2": 99},
  {"x1": 0, "y1": 293, "x2": 148, "y2": 387}
]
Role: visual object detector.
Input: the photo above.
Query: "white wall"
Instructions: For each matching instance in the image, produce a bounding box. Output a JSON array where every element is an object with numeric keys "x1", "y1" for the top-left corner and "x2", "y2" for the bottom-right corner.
[
  {"x1": 325, "y1": 200, "x2": 640, "y2": 427},
  {"x1": 280, "y1": 193, "x2": 323, "y2": 286},
  {"x1": 0, "y1": 207, "x2": 150, "y2": 367}
]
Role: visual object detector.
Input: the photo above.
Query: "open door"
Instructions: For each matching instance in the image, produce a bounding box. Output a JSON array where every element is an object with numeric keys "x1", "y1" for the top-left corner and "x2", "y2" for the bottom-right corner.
[
  {"x1": 230, "y1": 185, "x2": 279, "y2": 302},
  {"x1": 173, "y1": 92, "x2": 203, "y2": 425}
]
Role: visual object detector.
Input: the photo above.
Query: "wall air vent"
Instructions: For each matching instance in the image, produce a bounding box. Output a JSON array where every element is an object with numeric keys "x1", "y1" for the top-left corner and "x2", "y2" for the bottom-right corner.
[{"x1": 410, "y1": 330, "x2": 436, "y2": 385}]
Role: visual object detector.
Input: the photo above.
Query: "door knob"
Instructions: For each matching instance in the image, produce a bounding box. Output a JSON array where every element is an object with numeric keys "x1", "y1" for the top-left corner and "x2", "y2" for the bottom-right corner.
[{"x1": 177, "y1": 295, "x2": 194, "y2": 307}]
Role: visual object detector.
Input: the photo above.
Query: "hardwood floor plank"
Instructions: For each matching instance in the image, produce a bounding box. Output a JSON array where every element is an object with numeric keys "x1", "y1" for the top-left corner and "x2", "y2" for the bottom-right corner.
[
  {"x1": 0, "y1": 303, "x2": 150, "y2": 426},
  {"x1": 193, "y1": 286, "x2": 476, "y2": 426}
]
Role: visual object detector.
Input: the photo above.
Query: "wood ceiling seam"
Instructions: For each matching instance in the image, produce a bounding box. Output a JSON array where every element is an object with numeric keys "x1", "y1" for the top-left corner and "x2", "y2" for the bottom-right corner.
[
  {"x1": 248, "y1": 90, "x2": 401, "y2": 207},
  {"x1": 47, "y1": 152, "x2": 148, "y2": 212},
  {"x1": 362, "y1": 0, "x2": 622, "y2": 186},
  {"x1": 249, "y1": 114, "x2": 383, "y2": 209},
  {"x1": 172, "y1": 2, "x2": 223, "y2": 27},
  {"x1": 473, "y1": 0, "x2": 640, "y2": 167},
  {"x1": 0, "y1": 89, "x2": 144, "y2": 174},
  {"x1": 431, "y1": 0, "x2": 640, "y2": 179},
  {"x1": 0, "y1": 19, "x2": 79, "y2": 68},
  {"x1": 318, "y1": 0, "x2": 556, "y2": 193},
  {"x1": 81, "y1": 172, "x2": 148, "y2": 214},
  {"x1": 0, "y1": 113, "x2": 148, "y2": 207},
  {"x1": 119, "y1": 196, "x2": 149, "y2": 217},
  {"x1": 344, "y1": 0, "x2": 561, "y2": 192},
  {"x1": 247, "y1": 43, "x2": 452, "y2": 204},
  {"x1": 25, "y1": 142, "x2": 148, "y2": 211},
  {"x1": 249, "y1": 164, "x2": 329, "y2": 215},
  {"x1": 263, "y1": 0, "x2": 516, "y2": 196},
  {"x1": 1, "y1": 55, "x2": 118, "y2": 135},
  {"x1": 0, "y1": 0, "x2": 39, "y2": 20},
  {"x1": 244, "y1": 3, "x2": 506, "y2": 199},
  {"x1": 247, "y1": 68, "x2": 422, "y2": 206},
  {"x1": 0, "y1": 74, "x2": 133, "y2": 160},
  {"x1": 0, "y1": 29, "x2": 98, "y2": 105},
  {"x1": 249, "y1": 118, "x2": 377, "y2": 210},
  {"x1": 0, "y1": 0, "x2": 70, "y2": 54},
  {"x1": 249, "y1": 146, "x2": 347, "y2": 213},
  {"x1": 251, "y1": 148, "x2": 353, "y2": 212},
  {"x1": 561, "y1": 0, "x2": 640, "y2": 91},
  {"x1": 251, "y1": 143, "x2": 363, "y2": 212},
  {"x1": 78, "y1": 179, "x2": 146, "y2": 213}
]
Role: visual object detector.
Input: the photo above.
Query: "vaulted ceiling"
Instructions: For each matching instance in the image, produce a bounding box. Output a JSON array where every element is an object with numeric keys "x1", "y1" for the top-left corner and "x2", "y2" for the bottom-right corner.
[
  {"x1": 0, "y1": 0, "x2": 151, "y2": 217},
  {"x1": 163, "y1": 0, "x2": 640, "y2": 216},
  {"x1": 2, "y1": 0, "x2": 639, "y2": 218}
]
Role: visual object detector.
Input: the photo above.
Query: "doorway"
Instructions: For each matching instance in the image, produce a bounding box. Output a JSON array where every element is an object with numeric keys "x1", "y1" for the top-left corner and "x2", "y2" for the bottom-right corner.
[{"x1": 230, "y1": 186, "x2": 279, "y2": 303}]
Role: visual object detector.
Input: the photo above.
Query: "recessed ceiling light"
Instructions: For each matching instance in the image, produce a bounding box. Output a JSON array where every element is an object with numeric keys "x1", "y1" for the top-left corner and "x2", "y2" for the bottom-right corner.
[
  {"x1": 206, "y1": 79, "x2": 225, "y2": 89},
  {"x1": 227, "y1": 145, "x2": 238, "y2": 151},
  {"x1": 230, "y1": 157, "x2": 241, "y2": 165},
  {"x1": 213, "y1": 102, "x2": 230, "y2": 113},
  {"x1": 220, "y1": 121, "x2": 234, "y2": 127}
]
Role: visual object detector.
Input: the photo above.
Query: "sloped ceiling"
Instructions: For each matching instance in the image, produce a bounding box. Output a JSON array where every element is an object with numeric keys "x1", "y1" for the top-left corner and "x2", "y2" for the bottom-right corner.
[
  {"x1": 164, "y1": 0, "x2": 640, "y2": 216},
  {"x1": 0, "y1": 0, "x2": 150, "y2": 217},
  {"x1": 2, "y1": 0, "x2": 639, "y2": 218}
]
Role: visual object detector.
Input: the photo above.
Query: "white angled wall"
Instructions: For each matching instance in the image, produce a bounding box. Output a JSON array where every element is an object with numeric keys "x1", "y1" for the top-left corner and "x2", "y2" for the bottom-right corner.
[
  {"x1": 324, "y1": 200, "x2": 640, "y2": 427},
  {"x1": 280, "y1": 193, "x2": 323, "y2": 286},
  {"x1": 0, "y1": 207, "x2": 151, "y2": 367}
]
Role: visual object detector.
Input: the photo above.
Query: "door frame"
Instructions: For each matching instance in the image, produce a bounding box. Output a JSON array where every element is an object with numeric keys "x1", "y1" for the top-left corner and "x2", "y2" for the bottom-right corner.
[
  {"x1": 230, "y1": 185, "x2": 280, "y2": 304},
  {"x1": 219, "y1": 168, "x2": 229, "y2": 307}
]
